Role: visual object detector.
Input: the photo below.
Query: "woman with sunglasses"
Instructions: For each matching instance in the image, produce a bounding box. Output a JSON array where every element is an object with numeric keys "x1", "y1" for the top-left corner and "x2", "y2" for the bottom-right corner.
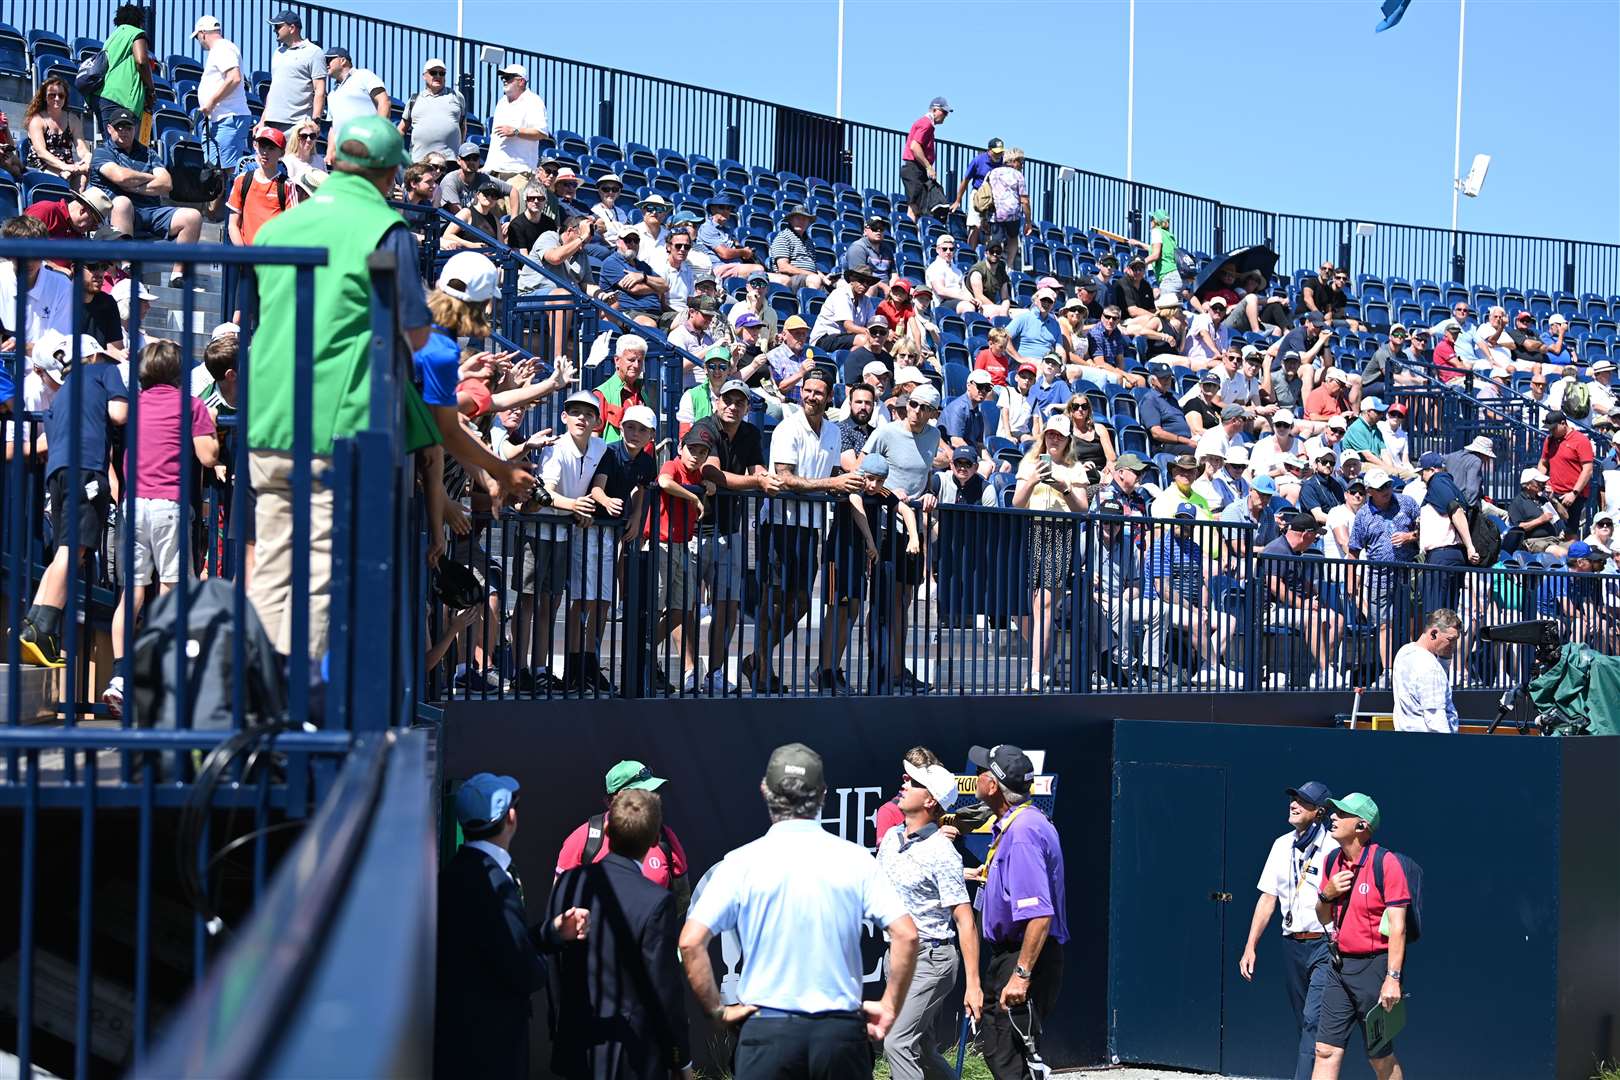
[
  {"x1": 1013, "y1": 416, "x2": 1089, "y2": 692},
  {"x1": 279, "y1": 119, "x2": 326, "y2": 187},
  {"x1": 23, "y1": 77, "x2": 91, "y2": 185},
  {"x1": 1126, "y1": 291, "x2": 1188, "y2": 361},
  {"x1": 1065, "y1": 395, "x2": 1115, "y2": 477}
]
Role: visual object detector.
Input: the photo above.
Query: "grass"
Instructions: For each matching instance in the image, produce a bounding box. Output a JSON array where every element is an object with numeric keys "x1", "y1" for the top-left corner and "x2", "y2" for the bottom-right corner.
[{"x1": 1593, "y1": 1062, "x2": 1620, "y2": 1080}]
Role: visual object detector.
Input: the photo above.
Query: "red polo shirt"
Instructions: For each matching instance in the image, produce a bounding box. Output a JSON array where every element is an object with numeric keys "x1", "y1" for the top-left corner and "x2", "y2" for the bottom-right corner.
[
  {"x1": 554, "y1": 814, "x2": 688, "y2": 889},
  {"x1": 1541, "y1": 429, "x2": 1593, "y2": 494},
  {"x1": 1305, "y1": 383, "x2": 1347, "y2": 420},
  {"x1": 1328, "y1": 844, "x2": 1410, "y2": 955},
  {"x1": 902, "y1": 114, "x2": 935, "y2": 165}
]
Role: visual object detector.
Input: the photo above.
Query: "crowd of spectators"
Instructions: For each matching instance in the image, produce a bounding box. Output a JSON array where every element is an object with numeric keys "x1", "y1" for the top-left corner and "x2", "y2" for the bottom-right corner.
[{"x1": 4, "y1": 30, "x2": 1617, "y2": 701}]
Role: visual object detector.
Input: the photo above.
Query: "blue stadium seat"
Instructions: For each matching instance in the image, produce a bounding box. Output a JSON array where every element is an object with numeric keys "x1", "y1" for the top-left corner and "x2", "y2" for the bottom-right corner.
[
  {"x1": 582, "y1": 135, "x2": 617, "y2": 162},
  {"x1": 165, "y1": 53, "x2": 203, "y2": 83},
  {"x1": 718, "y1": 158, "x2": 749, "y2": 186},
  {"x1": 0, "y1": 178, "x2": 19, "y2": 220},
  {"x1": 944, "y1": 362, "x2": 968, "y2": 399},
  {"x1": 26, "y1": 29, "x2": 69, "y2": 61},
  {"x1": 71, "y1": 34, "x2": 100, "y2": 60},
  {"x1": 21, "y1": 168, "x2": 68, "y2": 205},
  {"x1": 33, "y1": 56, "x2": 84, "y2": 111},
  {"x1": 1116, "y1": 425, "x2": 1149, "y2": 458}
]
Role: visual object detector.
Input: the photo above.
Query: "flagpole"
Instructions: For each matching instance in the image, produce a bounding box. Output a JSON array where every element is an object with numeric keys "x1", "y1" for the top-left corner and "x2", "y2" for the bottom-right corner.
[
  {"x1": 1126, "y1": 0, "x2": 1136, "y2": 182},
  {"x1": 835, "y1": 0, "x2": 845, "y2": 119},
  {"x1": 456, "y1": 0, "x2": 464, "y2": 39},
  {"x1": 1449, "y1": 0, "x2": 1466, "y2": 237}
]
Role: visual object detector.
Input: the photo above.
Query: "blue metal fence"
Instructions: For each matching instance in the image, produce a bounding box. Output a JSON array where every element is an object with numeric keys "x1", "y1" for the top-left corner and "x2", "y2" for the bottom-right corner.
[
  {"x1": 6, "y1": 0, "x2": 1618, "y2": 295},
  {"x1": 1, "y1": 232, "x2": 429, "y2": 1074}
]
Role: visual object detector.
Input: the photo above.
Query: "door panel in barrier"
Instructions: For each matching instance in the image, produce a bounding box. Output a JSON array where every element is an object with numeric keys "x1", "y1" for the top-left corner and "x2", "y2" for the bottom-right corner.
[{"x1": 1109, "y1": 762, "x2": 1226, "y2": 1073}]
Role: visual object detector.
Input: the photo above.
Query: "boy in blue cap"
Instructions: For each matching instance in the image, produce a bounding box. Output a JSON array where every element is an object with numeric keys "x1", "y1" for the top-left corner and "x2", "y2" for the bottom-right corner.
[{"x1": 435, "y1": 773, "x2": 588, "y2": 1080}]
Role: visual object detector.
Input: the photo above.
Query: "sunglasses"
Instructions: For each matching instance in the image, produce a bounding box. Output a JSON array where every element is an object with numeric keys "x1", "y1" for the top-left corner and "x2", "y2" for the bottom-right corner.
[
  {"x1": 426, "y1": 68, "x2": 446, "y2": 76},
  {"x1": 670, "y1": 243, "x2": 691, "y2": 251},
  {"x1": 499, "y1": 73, "x2": 519, "y2": 81},
  {"x1": 1101, "y1": 314, "x2": 1117, "y2": 321}
]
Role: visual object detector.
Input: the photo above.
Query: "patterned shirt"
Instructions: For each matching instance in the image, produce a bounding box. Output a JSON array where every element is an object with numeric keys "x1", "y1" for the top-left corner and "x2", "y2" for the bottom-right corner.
[
  {"x1": 1349, "y1": 493, "x2": 1421, "y2": 564},
  {"x1": 876, "y1": 823, "x2": 970, "y2": 943},
  {"x1": 838, "y1": 417, "x2": 873, "y2": 455},
  {"x1": 768, "y1": 227, "x2": 816, "y2": 272},
  {"x1": 1144, "y1": 533, "x2": 1205, "y2": 604},
  {"x1": 1087, "y1": 325, "x2": 1127, "y2": 366}
]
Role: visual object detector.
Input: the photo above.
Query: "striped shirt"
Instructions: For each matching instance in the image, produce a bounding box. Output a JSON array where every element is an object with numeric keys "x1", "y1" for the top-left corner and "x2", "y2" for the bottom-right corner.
[{"x1": 768, "y1": 227, "x2": 816, "y2": 272}]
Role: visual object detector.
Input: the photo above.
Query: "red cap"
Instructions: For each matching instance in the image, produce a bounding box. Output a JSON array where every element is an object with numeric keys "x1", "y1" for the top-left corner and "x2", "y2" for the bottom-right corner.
[
  {"x1": 1387, "y1": 402, "x2": 1407, "y2": 415},
  {"x1": 1015, "y1": 361, "x2": 1038, "y2": 376},
  {"x1": 254, "y1": 125, "x2": 287, "y2": 149},
  {"x1": 889, "y1": 278, "x2": 912, "y2": 294}
]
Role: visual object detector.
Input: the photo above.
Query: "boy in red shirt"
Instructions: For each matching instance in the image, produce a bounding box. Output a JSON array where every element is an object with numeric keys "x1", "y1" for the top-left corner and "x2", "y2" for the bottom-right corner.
[
  {"x1": 649, "y1": 427, "x2": 714, "y2": 691},
  {"x1": 1312, "y1": 793, "x2": 1408, "y2": 1080}
]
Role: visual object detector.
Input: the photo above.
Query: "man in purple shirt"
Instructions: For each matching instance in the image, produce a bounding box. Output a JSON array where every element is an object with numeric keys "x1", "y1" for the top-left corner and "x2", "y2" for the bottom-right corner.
[{"x1": 968, "y1": 743, "x2": 1067, "y2": 1079}]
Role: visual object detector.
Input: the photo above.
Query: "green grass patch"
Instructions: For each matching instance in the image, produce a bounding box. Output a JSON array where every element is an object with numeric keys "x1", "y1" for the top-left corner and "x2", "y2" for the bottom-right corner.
[{"x1": 1592, "y1": 1061, "x2": 1620, "y2": 1080}]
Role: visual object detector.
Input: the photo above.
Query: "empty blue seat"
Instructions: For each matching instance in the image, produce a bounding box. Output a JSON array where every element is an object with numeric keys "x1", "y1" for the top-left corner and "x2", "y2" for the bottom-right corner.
[
  {"x1": 27, "y1": 29, "x2": 69, "y2": 60},
  {"x1": 21, "y1": 168, "x2": 68, "y2": 205}
]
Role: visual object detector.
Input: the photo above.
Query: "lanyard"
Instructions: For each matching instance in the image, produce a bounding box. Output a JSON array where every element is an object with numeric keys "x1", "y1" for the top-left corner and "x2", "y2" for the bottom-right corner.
[
  {"x1": 1331, "y1": 843, "x2": 1376, "y2": 935},
  {"x1": 985, "y1": 805, "x2": 1032, "y2": 872}
]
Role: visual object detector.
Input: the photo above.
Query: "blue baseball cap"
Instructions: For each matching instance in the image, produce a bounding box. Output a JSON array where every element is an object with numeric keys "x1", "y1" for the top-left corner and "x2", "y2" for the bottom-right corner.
[
  {"x1": 734, "y1": 311, "x2": 763, "y2": 330},
  {"x1": 859, "y1": 454, "x2": 890, "y2": 477},
  {"x1": 1568, "y1": 541, "x2": 1594, "y2": 560},
  {"x1": 929, "y1": 96, "x2": 953, "y2": 113},
  {"x1": 1147, "y1": 362, "x2": 1173, "y2": 380},
  {"x1": 1174, "y1": 502, "x2": 1198, "y2": 519},
  {"x1": 1417, "y1": 451, "x2": 1446, "y2": 470},
  {"x1": 1361, "y1": 396, "x2": 1387, "y2": 412},
  {"x1": 322, "y1": 45, "x2": 351, "y2": 64},
  {"x1": 1286, "y1": 781, "x2": 1335, "y2": 808},
  {"x1": 455, "y1": 773, "x2": 520, "y2": 830},
  {"x1": 1252, "y1": 474, "x2": 1278, "y2": 496}
]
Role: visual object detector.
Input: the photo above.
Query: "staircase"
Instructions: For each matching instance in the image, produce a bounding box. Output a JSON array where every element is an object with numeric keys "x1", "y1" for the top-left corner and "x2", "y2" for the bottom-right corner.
[{"x1": 139, "y1": 222, "x2": 230, "y2": 360}]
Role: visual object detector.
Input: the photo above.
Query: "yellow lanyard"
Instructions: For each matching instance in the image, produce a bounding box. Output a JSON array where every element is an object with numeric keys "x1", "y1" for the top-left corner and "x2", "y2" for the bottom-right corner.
[{"x1": 984, "y1": 804, "x2": 1032, "y2": 872}]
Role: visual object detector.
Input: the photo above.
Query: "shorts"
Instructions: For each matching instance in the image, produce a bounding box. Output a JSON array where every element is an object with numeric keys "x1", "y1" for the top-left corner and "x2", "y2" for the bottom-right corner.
[
  {"x1": 757, "y1": 524, "x2": 822, "y2": 592},
  {"x1": 693, "y1": 531, "x2": 746, "y2": 602},
  {"x1": 566, "y1": 525, "x2": 617, "y2": 602},
  {"x1": 827, "y1": 537, "x2": 870, "y2": 602},
  {"x1": 778, "y1": 270, "x2": 816, "y2": 288},
  {"x1": 120, "y1": 497, "x2": 183, "y2": 585},
  {"x1": 133, "y1": 204, "x2": 183, "y2": 239},
  {"x1": 1316, "y1": 951, "x2": 1396, "y2": 1058},
  {"x1": 1521, "y1": 535, "x2": 1561, "y2": 553},
  {"x1": 966, "y1": 201, "x2": 983, "y2": 228},
  {"x1": 47, "y1": 469, "x2": 111, "y2": 553},
  {"x1": 812, "y1": 332, "x2": 859, "y2": 352},
  {"x1": 900, "y1": 158, "x2": 930, "y2": 212},
  {"x1": 656, "y1": 541, "x2": 697, "y2": 611},
  {"x1": 514, "y1": 531, "x2": 568, "y2": 597}
]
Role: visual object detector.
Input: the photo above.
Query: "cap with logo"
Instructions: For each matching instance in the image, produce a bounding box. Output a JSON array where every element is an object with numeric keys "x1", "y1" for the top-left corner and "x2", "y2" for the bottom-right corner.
[
  {"x1": 904, "y1": 760, "x2": 959, "y2": 810},
  {"x1": 605, "y1": 759, "x2": 665, "y2": 794},
  {"x1": 950, "y1": 444, "x2": 978, "y2": 464},
  {"x1": 987, "y1": 137, "x2": 1005, "y2": 154},
  {"x1": 454, "y1": 772, "x2": 520, "y2": 830},
  {"x1": 1044, "y1": 414, "x2": 1072, "y2": 438},
  {"x1": 1272, "y1": 409, "x2": 1296, "y2": 427},
  {"x1": 718, "y1": 378, "x2": 751, "y2": 398},
  {"x1": 929, "y1": 96, "x2": 953, "y2": 113},
  {"x1": 456, "y1": 139, "x2": 483, "y2": 159},
  {"x1": 1519, "y1": 467, "x2": 1548, "y2": 484},
  {"x1": 563, "y1": 389, "x2": 602, "y2": 414},
  {"x1": 267, "y1": 8, "x2": 302, "y2": 27},
  {"x1": 967, "y1": 744, "x2": 1034, "y2": 794},
  {"x1": 1364, "y1": 468, "x2": 1394, "y2": 489},
  {"x1": 1174, "y1": 501, "x2": 1199, "y2": 519},
  {"x1": 332, "y1": 114, "x2": 409, "y2": 169},
  {"x1": 1328, "y1": 792, "x2": 1381, "y2": 832},
  {"x1": 765, "y1": 742, "x2": 825, "y2": 795},
  {"x1": 1289, "y1": 512, "x2": 1321, "y2": 532},
  {"x1": 1220, "y1": 403, "x2": 1248, "y2": 421},
  {"x1": 967, "y1": 369, "x2": 993, "y2": 386}
]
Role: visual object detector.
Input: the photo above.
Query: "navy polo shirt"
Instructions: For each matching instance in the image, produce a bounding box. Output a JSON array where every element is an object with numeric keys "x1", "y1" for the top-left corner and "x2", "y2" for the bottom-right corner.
[
  {"x1": 1299, "y1": 473, "x2": 1346, "y2": 516},
  {"x1": 1138, "y1": 388, "x2": 1191, "y2": 442},
  {"x1": 600, "y1": 253, "x2": 662, "y2": 313}
]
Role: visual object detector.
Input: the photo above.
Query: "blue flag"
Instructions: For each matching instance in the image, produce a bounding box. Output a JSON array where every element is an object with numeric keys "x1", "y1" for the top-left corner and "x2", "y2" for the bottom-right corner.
[{"x1": 1376, "y1": 0, "x2": 1413, "y2": 31}]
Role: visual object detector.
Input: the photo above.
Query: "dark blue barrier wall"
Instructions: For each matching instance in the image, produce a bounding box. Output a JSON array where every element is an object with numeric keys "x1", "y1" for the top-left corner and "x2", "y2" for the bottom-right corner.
[
  {"x1": 443, "y1": 694, "x2": 1117, "y2": 1069},
  {"x1": 1109, "y1": 720, "x2": 1620, "y2": 1080}
]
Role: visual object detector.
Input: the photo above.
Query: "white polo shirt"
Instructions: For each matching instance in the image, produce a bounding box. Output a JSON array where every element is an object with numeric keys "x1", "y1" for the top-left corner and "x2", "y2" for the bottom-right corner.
[
  {"x1": 327, "y1": 67, "x2": 386, "y2": 132},
  {"x1": 764, "y1": 408, "x2": 840, "y2": 528},
  {"x1": 537, "y1": 433, "x2": 606, "y2": 539},
  {"x1": 1256, "y1": 827, "x2": 1338, "y2": 934},
  {"x1": 688, "y1": 818, "x2": 907, "y2": 1013},
  {"x1": 486, "y1": 89, "x2": 548, "y2": 174}
]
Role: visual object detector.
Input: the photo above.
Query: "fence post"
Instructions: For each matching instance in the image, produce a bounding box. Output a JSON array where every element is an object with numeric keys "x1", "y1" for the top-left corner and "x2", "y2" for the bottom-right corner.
[
  {"x1": 1562, "y1": 240, "x2": 1577, "y2": 295},
  {"x1": 1126, "y1": 182, "x2": 1142, "y2": 242},
  {"x1": 599, "y1": 70, "x2": 615, "y2": 141},
  {"x1": 1337, "y1": 222, "x2": 1352, "y2": 276},
  {"x1": 1212, "y1": 203, "x2": 1225, "y2": 257},
  {"x1": 1451, "y1": 233, "x2": 1467, "y2": 285}
]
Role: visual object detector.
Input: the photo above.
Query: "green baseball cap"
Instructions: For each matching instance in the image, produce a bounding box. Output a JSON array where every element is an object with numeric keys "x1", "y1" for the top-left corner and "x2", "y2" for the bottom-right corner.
[
  {"x1": 1328, "y1": 792, "x2": 1380, "y2": 832},
  {"x1": 332, "y1": 114, "x2": 410, "y2": 169},
  {"x1": 605, "y1": 759, "x2": 666, "y2": 794}
]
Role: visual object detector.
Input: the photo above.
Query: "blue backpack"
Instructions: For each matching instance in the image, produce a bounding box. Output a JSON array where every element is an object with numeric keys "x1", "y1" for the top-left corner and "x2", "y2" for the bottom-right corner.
[{"x1": 1326, "y1": 843, "x2": 1424, "y2": 943}]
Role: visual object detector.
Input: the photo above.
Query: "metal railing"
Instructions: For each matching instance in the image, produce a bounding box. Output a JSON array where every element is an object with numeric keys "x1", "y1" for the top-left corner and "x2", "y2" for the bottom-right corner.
[
  {"x1": 425, "y1": 490, "x2": 1613, "y2": 702},
  {"x1": 2, "y1": 231, "x2": 431, "y2": 1075},
  {"x1": 9, "y1": 0, "x2": 1619, "y2": 296}
]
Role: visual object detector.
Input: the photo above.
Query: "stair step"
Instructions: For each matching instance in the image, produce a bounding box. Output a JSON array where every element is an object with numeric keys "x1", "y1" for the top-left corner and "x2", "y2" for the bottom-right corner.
[{"x1": 0, "y1": 663, "x2": 64, "y2": 724}]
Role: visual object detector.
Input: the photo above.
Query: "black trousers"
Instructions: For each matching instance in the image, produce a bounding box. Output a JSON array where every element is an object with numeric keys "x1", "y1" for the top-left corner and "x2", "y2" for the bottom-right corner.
[
  {"x1": 733, "y1": 1013, "x2": 872, "y2": 1079},
  {"x1": 981, "y1": 941, "x2": 1064, "y2": 1080}
]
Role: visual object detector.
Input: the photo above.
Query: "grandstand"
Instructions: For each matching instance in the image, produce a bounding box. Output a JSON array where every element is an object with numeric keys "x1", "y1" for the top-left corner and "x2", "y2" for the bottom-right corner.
[{"x1": 0, "y1": 2, "x2": 1617, "y2": 1079}]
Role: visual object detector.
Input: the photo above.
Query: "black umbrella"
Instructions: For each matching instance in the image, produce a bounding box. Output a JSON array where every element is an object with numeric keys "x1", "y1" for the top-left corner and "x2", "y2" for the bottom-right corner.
[{"x1": 1191, "y1": 244, "x2": 1280, "y2": 297}]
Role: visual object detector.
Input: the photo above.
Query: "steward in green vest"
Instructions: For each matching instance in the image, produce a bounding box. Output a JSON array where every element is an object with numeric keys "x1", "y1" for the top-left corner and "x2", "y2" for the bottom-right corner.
[
  {"x1": 678, "y1": 345, "x2": 734, "y2": 431},
  {"x1": 593, "y1": 335, "x2": 650, "y2": 444}
]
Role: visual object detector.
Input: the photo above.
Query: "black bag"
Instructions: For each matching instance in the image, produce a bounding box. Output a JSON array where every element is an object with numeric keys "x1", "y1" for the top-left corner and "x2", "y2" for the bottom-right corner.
[
  {"x1": 75, "y1": 50, "x2": 108, "y2": 98},
  {"x1": 131, "y1": 577, "x2": 288, "y2": 733},
  {"x1": 1325, "y1": 844, "x2": 1424, "y2": 944},
  {"x1": 168, "y1": 126, "x2": 226, "y2": 204}
]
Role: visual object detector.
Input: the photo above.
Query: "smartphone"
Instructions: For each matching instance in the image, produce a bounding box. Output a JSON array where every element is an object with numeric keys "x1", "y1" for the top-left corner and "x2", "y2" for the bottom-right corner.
[{"x1": 1039, "y1": 453, "x2": 1052, "y2": 467}]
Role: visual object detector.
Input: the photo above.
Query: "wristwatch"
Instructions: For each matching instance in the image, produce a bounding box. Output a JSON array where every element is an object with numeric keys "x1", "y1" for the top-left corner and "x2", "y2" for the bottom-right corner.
[
  {"x1": 1386, "y1": 969, "x2": 1401, "y2": 981},
  {"x1": 1013, "y1": 964, "x2": 1034, "y2": 980},
  {"x1": 711, "y1": 1004, "x2": 727, "y2": 1022}
]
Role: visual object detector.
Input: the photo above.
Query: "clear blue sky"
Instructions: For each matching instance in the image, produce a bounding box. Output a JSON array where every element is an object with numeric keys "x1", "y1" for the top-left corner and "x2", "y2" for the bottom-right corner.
[{"x1": 345, "y1": 0, "x2": 1618, "y2": 245}]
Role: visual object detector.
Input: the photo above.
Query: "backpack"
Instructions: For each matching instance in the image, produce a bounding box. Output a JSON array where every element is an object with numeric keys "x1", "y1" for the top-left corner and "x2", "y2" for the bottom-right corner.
[
  {"x1": 1325, "y1": 844, "x2": 1424, "y2": 944},
  {"x1": 1175, "y1": 246, "x2": 1199, "y2": 281},
  {"x1": 971, "y1": 174, "x2": 996, "y2": 215},
  {"x1": 131, "y1": 577, "x2": 288, "y2": 734},
  {"x1": 1562, "y1": 380, "x2": 1591, "y2": 419},
  {"x1": 75, "y1": 50, "x2": 108, "y2": 99},
  {"x1": 581, "y1": 811, "x2": 690, "y2": 919}
]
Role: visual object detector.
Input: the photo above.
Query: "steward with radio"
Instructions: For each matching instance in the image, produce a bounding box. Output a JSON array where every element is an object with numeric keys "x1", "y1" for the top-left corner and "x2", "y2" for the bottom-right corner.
[
  {"x1": 968, "y1": 743, "x2": 1068, "y2": 1080},
  {"x1": 1311, "y1": 792, "x2": 1418, "y2": 1080}
]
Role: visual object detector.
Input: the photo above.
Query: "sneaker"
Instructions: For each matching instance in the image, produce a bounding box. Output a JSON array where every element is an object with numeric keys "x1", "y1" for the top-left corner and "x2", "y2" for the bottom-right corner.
[
  {"x1": 703, "y1": 668, "x2": 733, "y2": 696},
  {"x1": 814, "y1": 667, "x2": 846, "y2": 694},
  {"x1": 103, "y1": 675, "x2": 124, "y2": 719},
  {"x1": 740, "y1": 653, "x2": 784, "y2": 694},
  {"x1": 681, "y1": 669, "x2": 701, "y2": 694},
  {"x1": 900, "y1": 666, "x2": 930, "y2": 693},
  {"x1": 19, "y1": 619, "x2": 64, "y2": 668},
  {"x1": 583, "y1": 664, "x2": 617, "y2": 696}
]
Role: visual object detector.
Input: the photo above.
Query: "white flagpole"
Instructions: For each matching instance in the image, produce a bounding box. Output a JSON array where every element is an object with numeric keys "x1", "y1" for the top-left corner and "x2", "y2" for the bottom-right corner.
[
  {"x1": 836, "y1": 0, "x2": 845, "y2": 119},
  {"x1": 1126, "y1": 0, "x2": 1136, "y2": 181},
  {"x1": 1450, "y1": 0, "x2": 1466, "y2": 236},
  {"x1": 456, "y1": 0, "x2": 464, "y2": 39}
]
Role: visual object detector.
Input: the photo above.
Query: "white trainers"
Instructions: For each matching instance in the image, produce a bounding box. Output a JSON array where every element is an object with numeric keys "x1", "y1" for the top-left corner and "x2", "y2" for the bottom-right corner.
[
  {"x1": 103, "y1": 675, "x2": 124, "y2": 719},
  {"x1": 681, "y1": 669, "x2": 700, "y2": 694}
]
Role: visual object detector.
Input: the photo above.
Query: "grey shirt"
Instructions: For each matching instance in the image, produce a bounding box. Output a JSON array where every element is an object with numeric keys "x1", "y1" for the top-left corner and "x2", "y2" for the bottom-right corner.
[
  {"x1": 437, "y1": 168, "x2": 510, "y2": 211},
  {"x1": 1443, "y1": 448, "x2": 1484, "y2": 508},
  {"x1": 263, "y1": 40, "x2": 325, "y2": 124},
  {"x1": 403, "y1": 87, "x2": 465, "y2": 163},
  {"x1": 861, "y1": 420, "x2": 942, "y2": 502}
]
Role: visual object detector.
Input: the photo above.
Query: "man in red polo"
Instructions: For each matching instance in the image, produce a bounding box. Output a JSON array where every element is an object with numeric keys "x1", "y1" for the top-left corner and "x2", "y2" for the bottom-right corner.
[
  {"x1": 25, "y1": 188, "x2": 113, "y2": 240},
  {"x1": 1312, "y1": 792, "x2": 1408, "y2": 1080},
  {"x1": 554, "y1": 759, "x2": 689, "y2": 898},
  {"x1": 1537, "y1": 409, "x2": 1594, "y2": 539}
]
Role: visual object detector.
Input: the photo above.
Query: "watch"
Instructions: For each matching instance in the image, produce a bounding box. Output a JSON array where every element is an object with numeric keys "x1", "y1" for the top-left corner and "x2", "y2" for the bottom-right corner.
[
  {"x1": 711, "y1": 1004, "x2": 727, "y2": 1022},
  {"x1": 1013, "y1": 964, "x2": 1034, "y2": 979},
  {"x1": 1386, "y1": 969, "x2": 1401, "y2": 981}
]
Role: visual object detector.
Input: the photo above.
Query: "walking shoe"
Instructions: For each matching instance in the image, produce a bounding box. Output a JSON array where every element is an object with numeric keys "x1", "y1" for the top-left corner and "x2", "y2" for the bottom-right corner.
[
  {"x1": 814, "y1": 667, "x2": 847, "y2": 694},
  {"x1": 680, "y1": 669, "x2": 701, "y2": 694},
  {"x1": 702, "y1": 668, "x2": 733, "y2": 696},
  {"x1": 900, "y1": 666, "x2": 930, "y2": 693},
  {"x1": 102, "y1": 675, "x2": 124, "y2": 719},
  {"x1": 18, "y1": 619, "x2": 65, "y2": 668},
  {"x1": 740, "y1": 653, "x2": 784, "y2": 694},
  {"x1": 582, "y1": 664, "x2": 617, "y2": 696}
]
